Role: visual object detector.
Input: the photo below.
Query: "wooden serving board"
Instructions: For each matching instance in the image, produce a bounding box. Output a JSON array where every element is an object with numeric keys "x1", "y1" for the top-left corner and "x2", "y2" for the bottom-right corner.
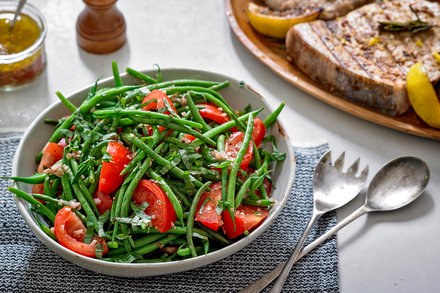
[{"x1": 225, "y1": 0, "x2": 440, "y2": 141}]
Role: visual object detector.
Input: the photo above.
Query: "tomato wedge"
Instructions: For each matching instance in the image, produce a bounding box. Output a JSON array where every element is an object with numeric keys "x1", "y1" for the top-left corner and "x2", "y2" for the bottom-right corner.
[
  {"x1": 54, "y1": 206, "x2": 108, "y2": 257},
  {"x1": 221, "y1": 205, "x2": 269, "y2": 239},
  {"x1": 98, "y1": 141, "x2": 132, "y2": 194},
  {"x1": 142, "y1": 89, "x2": 177, "y2": 113},
  {"x1": 225, "y1": 131, "x2": 253, "y2": 170},
  {"x1": 37, "y1": 142, "x2": 64, "y2": 173},
  {"x1": 195, "y1": 182, "x2": 223, "y2": 231},
  {"x1": 252, "y1": 118, "x2": 266, "y2": 148},
  {"x1": 133, "y1": 179, "x2": 176, "y2": 233},
  {"x1": 198, "y1": 103, "x2": 230, "y2": 125},
  {"x1": 183, "y1": 133, "x2": 196, "y2": 142},
  {"x1": 93, "y1": 191, "x2": 113, "y2": 215},
  {"x1": 142, "y1": 89, "x2": 177, "y2": 134}
]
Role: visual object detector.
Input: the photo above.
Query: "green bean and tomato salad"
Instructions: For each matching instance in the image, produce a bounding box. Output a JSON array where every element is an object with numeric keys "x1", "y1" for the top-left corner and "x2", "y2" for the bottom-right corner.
[{"x1": 5, "y1": 62, "x2": 285, "y2": 262}]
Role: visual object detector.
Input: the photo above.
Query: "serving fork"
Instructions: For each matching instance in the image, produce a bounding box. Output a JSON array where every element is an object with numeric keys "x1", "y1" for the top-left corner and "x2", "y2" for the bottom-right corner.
[{"x1": 240, "y1": 150, "x2": 369, "y2": 293}]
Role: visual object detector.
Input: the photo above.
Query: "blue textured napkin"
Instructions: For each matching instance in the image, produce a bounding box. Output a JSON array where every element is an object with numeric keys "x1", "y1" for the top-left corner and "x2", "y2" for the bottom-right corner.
[{"x1": 0, "y1": 132, "x2": 339, "y2": 293}]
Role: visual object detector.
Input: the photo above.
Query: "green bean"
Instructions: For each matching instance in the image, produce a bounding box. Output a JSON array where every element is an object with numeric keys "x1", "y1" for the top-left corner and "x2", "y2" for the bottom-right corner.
[
  {"x1": 49, "y1": 178, "x2": 62, "y2": 197},
  {"x1": 190, "y1": 109, "x2": 262, "y2": 147},
  {"x1": 43, "y1": 176, "x2": 52, "y2": 197},
  {"x1": 185, "y1": 93, "x2": 210, "y2": 132},
  {"x1": 35, "y1": 216, "x2": 57, "y2": 240},
  {"x1": 55, "y1": 91, "x2": 77, "y2": 113},
  {"x1": 35, "y1": 151, "x2": 43, "y2": 164},
  {"x1": 110, "y1": 182, "x2": 129, "y2": 248},
  {"x1": 154, "y1": 64, "x2": 162, "y2": 82},
  {"x1": 210, "y1": 80, "x2": 230, "y2": 91},
  {"x1": 126, "y1": 67, "x2": 157, "y2": 84},
  {"x1": 177, "y1": 246, "x2": 205, "y2": 257},
  {"x1": 120, "y1": 234, "x2": 179, "y2": 260},
  {"x1": 80, "y1": 121, "x2": 104, "y2": 163},
  {"x1": 79, "y1": 85, "x2": 140, "y2": 115},
  {"x1": 164, "y1": 179, "x2": 191, "y2": 209},
  {"x1": 251, "y1": 141, "x2": 268, "y2": 199},
  {"x1": 263, "y1": 102, "x2": 285, "y2": 128},
  {"x1": 149, "y1": 169, "x2": 184, "y2": 223},
  {"x1": 89, "y1": 140, "x2": 113, "y2": 158},
  {"x1": 85, "y1": 78, "x2": 100, "y2": 102},
  {"x1": 9, "y1": 187, "x2": 56, "y2": 223},
  {"x1": 112, "y1": 61, "x2": 123, "y2": 87},
  {"x1": 2, "y1": 173, "x2": 47, "y2": 184},
  {"x1": 49, "y1": 114, "x2": 76, "y2": 143},
  {"x1": 70, "y1": 160, "x2": 100, "y2": 217},
  {"x1": 87, "y1": 165, "x2": 101, "y2": 195},
  {"x1": 107, "y1": 234, "x2": 164, "y2": 256},
  {"x1": 197, "y1": 224, "x2": 230, "y2": 245},
  {"x1": 125, "y1": 134, "x2": 205, "y2": 188},
  {"x1": 93, "y1": 108, "x2": 203, "y2": 129},
  {"x1": 217, "y1": 135, "x2": 229, "y2": 203},
  {"x1": 145, "y1": 79, "x2": 221, "y2": 91},
  {"x1": 235, "y1": 174, "x2": 255, "y2": 208},
  {"x1": 118, "y1": 156, "x2": 155, "y2": 251},
  {"x1": 187, "y1": 181, "x2": 211, "y2": 257},
  {"x1": 227, "y1": 115, "x2": 254, "y2": 212},
  {"x1": 45, "y1": 119, "x2": 60, "y2": 127},
  {"x1": 129, "y1": 117, "x2": 216, "y2": 146},
  {"x1": 61, "y1": 175, "x2": 74, "y2": 201},
  {"x1": 120, "y1": 151, "x2": 145, "y2": 176},
  {"x1": 242, "y1": 198, "x2": 274, "y2": 207},
  {"x1": 162, "y1": 137, "x2": 194, "y2": 150}
]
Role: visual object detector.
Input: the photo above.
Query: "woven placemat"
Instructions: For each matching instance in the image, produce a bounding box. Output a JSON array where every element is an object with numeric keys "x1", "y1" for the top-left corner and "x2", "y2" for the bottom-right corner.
[{"x1": 0, "y1": 132, "x2": 339, "y2": 293}]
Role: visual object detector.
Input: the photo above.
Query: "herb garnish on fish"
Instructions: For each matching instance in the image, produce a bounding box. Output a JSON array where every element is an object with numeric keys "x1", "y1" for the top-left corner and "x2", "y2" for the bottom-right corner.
[{"x1": 378, "y1": 5, "x2": 433, "y2": 33}]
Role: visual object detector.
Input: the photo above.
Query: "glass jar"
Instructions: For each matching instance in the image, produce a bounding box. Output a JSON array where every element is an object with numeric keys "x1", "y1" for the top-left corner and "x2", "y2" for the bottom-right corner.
[{"x1": 0, "y1": 1, "x2": 47, "y2": 91}]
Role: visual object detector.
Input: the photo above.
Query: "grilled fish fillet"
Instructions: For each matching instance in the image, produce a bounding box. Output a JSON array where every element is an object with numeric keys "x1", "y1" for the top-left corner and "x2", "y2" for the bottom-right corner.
[
  {"x1": 286, "y1": 0, "x2": 440, "y2": 116},
  {"x1": 264, "y1": 0, "x2": 372, "y2": 19}
]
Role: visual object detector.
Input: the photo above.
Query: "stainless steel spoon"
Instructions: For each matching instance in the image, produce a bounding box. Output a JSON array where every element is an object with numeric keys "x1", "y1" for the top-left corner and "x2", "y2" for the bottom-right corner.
[
  {"x1": 269, "y1": 150, "x2": 369, "y2": 293},
  {"x1": 239, "y1": 156, "x2": 430, "y2": 293},
  {"x1": 9, "y1": 0, "x2": 27, "y2": 31}
]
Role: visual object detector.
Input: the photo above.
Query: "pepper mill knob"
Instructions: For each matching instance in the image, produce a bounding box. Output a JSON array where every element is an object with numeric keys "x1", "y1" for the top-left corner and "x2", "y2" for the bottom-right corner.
[{"x1": 76, "y1": 0, "x2": 126, "y2": 54}]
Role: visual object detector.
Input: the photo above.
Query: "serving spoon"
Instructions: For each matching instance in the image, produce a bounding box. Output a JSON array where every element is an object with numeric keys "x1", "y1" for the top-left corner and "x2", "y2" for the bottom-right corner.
[{"x1": 239, "y1": 156, "x2": 430, "y2": 293}]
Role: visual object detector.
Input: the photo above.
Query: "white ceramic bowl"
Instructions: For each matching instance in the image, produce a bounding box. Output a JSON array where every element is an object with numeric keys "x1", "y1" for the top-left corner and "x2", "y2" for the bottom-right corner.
[{"x1": 12, "y1": 68, "x2": 295, "y2": 277}]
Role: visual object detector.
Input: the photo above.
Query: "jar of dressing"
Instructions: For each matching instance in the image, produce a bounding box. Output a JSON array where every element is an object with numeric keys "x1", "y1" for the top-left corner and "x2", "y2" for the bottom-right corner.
[{"x1": 0, "y1": 1, "x2": 47, "y2": 91}]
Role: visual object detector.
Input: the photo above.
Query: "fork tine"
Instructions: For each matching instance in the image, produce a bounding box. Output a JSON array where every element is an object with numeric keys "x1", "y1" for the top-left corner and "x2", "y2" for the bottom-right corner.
[
  {"x1": 318, "y1": 151, "x2": 332, "y2": 168},
  {"x1": 347, "y1": 157, "x2": 360, "y2": 174},
  {"x1": 359, "y1": 165, "x2": 369, "y2": 179},
  {"x1": 333, "y1": 151, "x2": 345, "y2": 170}
]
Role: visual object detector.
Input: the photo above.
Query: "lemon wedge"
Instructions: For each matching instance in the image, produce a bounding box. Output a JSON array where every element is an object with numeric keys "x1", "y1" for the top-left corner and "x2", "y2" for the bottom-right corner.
[
  {"x1": 406, "y1": 62, "x2": 440, "y2": 128},
  {"x1": 245, "y1": 3, "x2": 319, "y2": 39}
]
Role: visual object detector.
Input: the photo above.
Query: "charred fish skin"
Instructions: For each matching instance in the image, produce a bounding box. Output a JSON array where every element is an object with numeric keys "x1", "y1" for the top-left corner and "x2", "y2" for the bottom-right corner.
[
  {"x1": 264, "y1": 0, "x2": 372, "y2": 19},
  {"x1": 286, "y1": 0, "x2": 440, "y2": 117}
]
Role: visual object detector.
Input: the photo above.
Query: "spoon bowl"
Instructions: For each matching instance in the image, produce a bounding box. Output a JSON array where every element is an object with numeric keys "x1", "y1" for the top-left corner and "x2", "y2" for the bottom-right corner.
[{"x1": 366, "y1": 156, "x2": 430, "y2": 212}]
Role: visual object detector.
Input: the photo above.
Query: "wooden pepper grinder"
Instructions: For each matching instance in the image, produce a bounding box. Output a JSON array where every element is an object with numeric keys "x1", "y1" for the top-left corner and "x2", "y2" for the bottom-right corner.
[{"x1": 76, "y1": 0, "x2": 126, "y2": 54}]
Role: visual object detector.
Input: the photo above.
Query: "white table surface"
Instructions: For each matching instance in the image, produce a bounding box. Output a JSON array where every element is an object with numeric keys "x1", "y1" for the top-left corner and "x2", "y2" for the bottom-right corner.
[{"x1": 2, "y1": 1, "x2": 439, "y2": 291}]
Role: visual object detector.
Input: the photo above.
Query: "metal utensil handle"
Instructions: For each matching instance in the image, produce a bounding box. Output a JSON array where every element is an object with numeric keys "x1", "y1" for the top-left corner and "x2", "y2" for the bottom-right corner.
[
  {"x1": 238, "y1": 205, "x2": 368, "y2": 293},
  {"x1": 298, "y1": 205, "x2": 368, "y2": 259},
  {"x1": 268, "y1": 211, "x2": 322, "y2": 293}
]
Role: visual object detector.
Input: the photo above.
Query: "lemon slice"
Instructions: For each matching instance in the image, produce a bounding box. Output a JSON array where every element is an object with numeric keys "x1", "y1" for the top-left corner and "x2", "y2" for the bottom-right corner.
[
  {"x1": 406, "y1": 62, "x2": 440, "y2": 129},
  {"x1": 245, "y1": 3, "x2": 319, "y2": 39}
]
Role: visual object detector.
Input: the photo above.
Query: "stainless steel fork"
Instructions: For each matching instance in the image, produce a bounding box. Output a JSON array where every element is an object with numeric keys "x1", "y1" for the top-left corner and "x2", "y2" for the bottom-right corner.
[{"x1": 240, "y1": 150, "x2": 369, "y2": 293}]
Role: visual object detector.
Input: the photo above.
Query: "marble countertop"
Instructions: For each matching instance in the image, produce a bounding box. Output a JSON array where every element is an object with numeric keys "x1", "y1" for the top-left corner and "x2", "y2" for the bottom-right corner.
[{"x1": 1, "y1": 1, "x2": 439, "y2": 291}]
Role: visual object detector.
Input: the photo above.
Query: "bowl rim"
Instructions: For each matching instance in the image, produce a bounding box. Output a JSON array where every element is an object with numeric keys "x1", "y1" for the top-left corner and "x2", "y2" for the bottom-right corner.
[{"x1": 12, "y1": 67, "x2": 295, "y2": 275}]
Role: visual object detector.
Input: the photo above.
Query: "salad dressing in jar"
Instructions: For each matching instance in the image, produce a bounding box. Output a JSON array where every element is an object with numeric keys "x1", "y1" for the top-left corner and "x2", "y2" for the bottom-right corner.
[{"x1": 0, "y1": 1, "x2": 47, "y2": 91}]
